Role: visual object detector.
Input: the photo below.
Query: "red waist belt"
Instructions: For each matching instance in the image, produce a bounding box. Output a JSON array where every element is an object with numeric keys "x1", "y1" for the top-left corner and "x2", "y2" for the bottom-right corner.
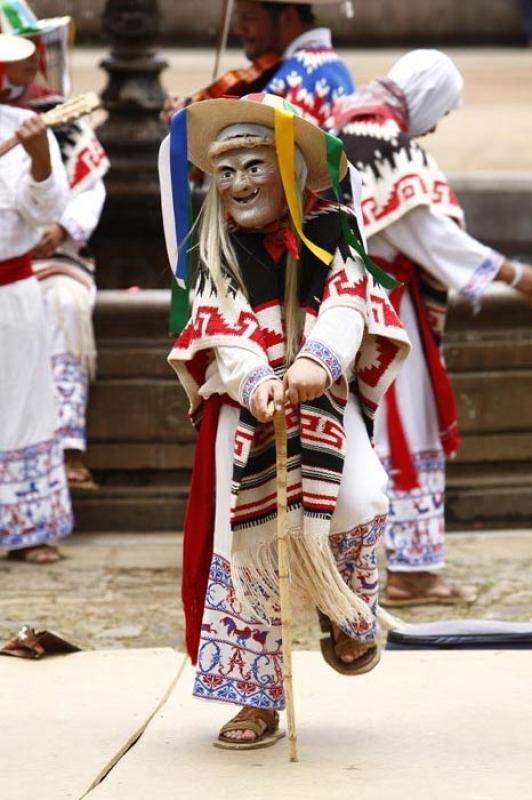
[
  {"x1": 0, "y1": 253, "x2": 33, "y2": 286},
  {"x1": 372, "y1": 254, "x2": 460, "y2": 491}
]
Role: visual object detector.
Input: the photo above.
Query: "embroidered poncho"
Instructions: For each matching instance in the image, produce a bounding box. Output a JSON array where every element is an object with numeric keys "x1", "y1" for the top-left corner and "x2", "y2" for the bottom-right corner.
[
  {"x1": 331, "y1": 85, "x2": 465, "y2": 486},
  {"x1": 330, "y1": 85, "x2": 465, "y2": 343},
  {"x1": 169, "y1": 201, "x2": 410, "y2": 642}
]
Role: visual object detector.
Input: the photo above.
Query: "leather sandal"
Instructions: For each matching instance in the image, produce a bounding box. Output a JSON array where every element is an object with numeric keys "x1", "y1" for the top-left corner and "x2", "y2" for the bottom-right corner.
[
  {"x1": 215, "y1": 707, "x2": 285, "y2": 751},
  {"x1": 318, "y1": 610, "x2": 381, "y2": 676},
  {"x1": 380, "y1": 583, "x2": 477, "y2": 608}
]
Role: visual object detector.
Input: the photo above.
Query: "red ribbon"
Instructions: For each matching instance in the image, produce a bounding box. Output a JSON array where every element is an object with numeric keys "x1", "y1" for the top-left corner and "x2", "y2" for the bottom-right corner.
[
  {"x1": 181, "y1": 393, "x2": 239, "y2": 663},
  {"x1": 373, "y1": 254, "x2": 460, "y2": 491}
]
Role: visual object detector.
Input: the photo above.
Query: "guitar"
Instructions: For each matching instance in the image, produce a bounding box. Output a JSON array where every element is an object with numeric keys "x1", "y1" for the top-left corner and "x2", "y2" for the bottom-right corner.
[{"x1": 0, "y1": 92, "x2": 101, "y2": 158}]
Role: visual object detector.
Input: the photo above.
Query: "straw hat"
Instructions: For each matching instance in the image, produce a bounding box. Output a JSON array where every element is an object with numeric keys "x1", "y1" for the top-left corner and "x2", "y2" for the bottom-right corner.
[
  {"x1": 0, "y1": 31, "x2": 34, "y2": 61},
  {"x1": 0, "y1": 0, "x2": 70, "y2": 37},
  {"x1": 186, "y1": 93, "x2": 347, "y2": 192}
]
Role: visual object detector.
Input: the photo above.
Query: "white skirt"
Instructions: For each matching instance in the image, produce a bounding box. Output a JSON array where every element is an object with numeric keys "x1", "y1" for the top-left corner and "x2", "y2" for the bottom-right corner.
[
  {"x1": 374, "y1": 291, "x2": 446, "y2": 572},
  {"x1": 0, "y1": 277, "x2": 73, "y2": 549},
  {"x1": 40, "y1": 273, "x2": 96, "y2": 451}
]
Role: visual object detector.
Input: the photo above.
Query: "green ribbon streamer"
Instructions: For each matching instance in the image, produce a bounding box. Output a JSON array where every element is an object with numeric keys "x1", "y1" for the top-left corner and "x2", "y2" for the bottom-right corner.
[
  {"x1": 169, "y1": 277, "x2": 189, "y2": 337},
  {"x1": 325, "y1": 134, "x2": 401, "y2": 290}
]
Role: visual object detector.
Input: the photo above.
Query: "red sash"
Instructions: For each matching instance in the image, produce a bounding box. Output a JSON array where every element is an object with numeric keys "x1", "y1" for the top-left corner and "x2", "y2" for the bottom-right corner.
[
  {"x1": 373, "y1": 254, "x2": 460, "y2": 491},
  {"x1": 181, "y1": 394, "x2": 239, "y2": 664},
  {"x1": 0, "y1": 253, "x2": 33, "y2": 286}
]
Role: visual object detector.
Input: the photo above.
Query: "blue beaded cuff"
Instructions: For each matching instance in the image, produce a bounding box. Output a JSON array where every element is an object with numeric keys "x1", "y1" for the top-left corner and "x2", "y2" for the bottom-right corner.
[
  {"x1": 241, "y1": 365, "x2": 276, "y2": 409},
  {"x1": 299, "y1": 339, "x2": 343, "y2": 383}
]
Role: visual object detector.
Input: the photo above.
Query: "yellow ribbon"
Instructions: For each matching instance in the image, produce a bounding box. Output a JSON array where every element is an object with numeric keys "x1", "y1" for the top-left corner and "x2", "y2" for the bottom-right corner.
[{"x1": 274, "y1": 107, "x2": 333, "y2": 266}]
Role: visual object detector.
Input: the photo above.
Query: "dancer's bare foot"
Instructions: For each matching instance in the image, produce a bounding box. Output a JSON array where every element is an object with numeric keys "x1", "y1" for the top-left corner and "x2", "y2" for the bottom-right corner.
[
  {"x1": 331, "y1": 625, "x2": 372, "y2": 664},
  {"x1": 65, "y1": 450, "x2": 97, "y2": 488},
  {"x1": 6, "y1": 544, "x2": 63, "y2": 564},
  {"x1": 381, "y1": 570, "x2": 477, "y2": 607}
]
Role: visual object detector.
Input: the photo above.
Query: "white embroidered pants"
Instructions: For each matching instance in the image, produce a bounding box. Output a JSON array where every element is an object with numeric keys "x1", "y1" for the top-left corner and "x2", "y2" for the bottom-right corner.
[{"x1": 192, "y1": 395, "x2": 388, "y2": 709}]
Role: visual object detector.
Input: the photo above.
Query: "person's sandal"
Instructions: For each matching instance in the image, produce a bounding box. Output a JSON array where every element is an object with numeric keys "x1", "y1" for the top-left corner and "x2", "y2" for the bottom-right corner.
[
  {"x1": 318, "y1": 611, "x2": 381, "y2": 676},
  {"x1": 215, "y1": 707, "x2": 285, "y2": 750},
  {"x1": 380, "y1": 583, "x2": 477, "y2": 608}
]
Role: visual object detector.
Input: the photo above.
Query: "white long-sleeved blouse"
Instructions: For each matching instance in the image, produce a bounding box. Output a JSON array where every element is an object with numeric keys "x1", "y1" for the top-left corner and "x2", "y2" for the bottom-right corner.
[
  {"x1": 0, "y1": 105, "x2": 68, "y2": 262},
  {"x1": 368, "y1": 205, "x2": 503, "y2": 303}
]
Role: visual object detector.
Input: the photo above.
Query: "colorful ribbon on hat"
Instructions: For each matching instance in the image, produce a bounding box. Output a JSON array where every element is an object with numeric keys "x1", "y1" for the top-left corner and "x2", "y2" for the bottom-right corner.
[
  {"x1": 324, "y1": 133, "x2": 400, "y2": 289},
  {"x1": 274, "y1": 104, "x2": 334, "y2": 267},
  {"x1": 272, "y1": 94, "x2": 399, "y2": 288},
  {"x1": 169, "y1": 107, "x2": 193, "y2": 336},
  {"x1": 1, "y1": 0, "x2": 42, "y2": 34}
]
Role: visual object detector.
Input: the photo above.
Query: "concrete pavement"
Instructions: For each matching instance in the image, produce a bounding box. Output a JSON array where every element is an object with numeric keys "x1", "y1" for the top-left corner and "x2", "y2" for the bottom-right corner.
[{"x1": 2, "y1": 647, "x2": 531, "y2": 800}]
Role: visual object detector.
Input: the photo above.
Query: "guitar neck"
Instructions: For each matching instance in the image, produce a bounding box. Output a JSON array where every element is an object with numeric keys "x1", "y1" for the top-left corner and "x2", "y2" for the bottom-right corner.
[
  {"x1": 0, "y1": 93, "x2": 100, "y2": 159},
  {"x1": 0, "y1": 133, "x2": 20, "y2": 158}
]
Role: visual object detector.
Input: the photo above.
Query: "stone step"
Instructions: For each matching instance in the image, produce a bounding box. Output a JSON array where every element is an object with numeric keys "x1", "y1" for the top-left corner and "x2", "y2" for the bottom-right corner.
[
  {"x1": 72, "y1": 481, "x2": 189, "y2": 533},
  {"x1": 71, "y1": 466, "x2": 532, "y2": 533},
  {"x1": 76, "y1": 285, "x2": 532, "y2": 533}
]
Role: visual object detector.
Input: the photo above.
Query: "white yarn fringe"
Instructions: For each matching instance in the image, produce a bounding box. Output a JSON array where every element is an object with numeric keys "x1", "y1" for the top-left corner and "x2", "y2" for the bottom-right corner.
[{"x1": 231, "y1": 531, "x2": 374, "y2": 631}]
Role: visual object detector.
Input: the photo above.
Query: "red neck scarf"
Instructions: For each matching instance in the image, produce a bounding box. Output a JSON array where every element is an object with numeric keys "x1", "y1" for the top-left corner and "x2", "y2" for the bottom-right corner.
[{"x1": 263, "y1": 222, "x2": 299, "y2": 263}]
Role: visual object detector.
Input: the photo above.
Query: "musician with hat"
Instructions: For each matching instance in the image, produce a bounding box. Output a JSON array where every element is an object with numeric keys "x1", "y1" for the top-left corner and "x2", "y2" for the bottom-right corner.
[
  {"x1": 0, "y1": 32, "x2": 72, "y2": 563},
  {"x1": 163, "y1": 1, "x2": 354, "y2": 129}
]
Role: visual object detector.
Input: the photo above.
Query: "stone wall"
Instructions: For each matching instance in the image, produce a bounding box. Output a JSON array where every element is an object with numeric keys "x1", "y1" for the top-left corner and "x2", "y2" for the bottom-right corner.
[{"x1": 33, "y1": 0, "x2": 525, "y2": 44}]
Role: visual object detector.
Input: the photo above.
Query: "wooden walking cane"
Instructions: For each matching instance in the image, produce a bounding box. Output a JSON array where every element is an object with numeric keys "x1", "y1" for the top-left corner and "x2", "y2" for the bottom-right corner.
[{"x1": 273, "y1": 403, "x2": 298, "y2": 763}]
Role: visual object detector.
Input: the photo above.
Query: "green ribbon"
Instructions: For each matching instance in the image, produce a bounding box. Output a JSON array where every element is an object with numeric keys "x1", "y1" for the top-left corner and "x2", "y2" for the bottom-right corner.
[
  {"x1": 169, "y1": 277, "x2": 190, "y2": 337},
  {"x1": 325, "y1": 133, "x2": 401, "y2": 290}
]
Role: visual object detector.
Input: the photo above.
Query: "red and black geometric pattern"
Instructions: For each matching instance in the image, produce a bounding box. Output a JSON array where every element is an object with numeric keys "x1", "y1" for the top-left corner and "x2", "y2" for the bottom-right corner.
[{"x1": 169, "y1": 202, "x2": 409, "y2": 538}]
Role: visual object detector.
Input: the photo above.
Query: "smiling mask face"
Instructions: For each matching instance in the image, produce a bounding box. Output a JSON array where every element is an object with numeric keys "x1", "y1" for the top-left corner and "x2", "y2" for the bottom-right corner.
[{"x1": 212, "y1": 144, "x2": 286, "y2": 230}]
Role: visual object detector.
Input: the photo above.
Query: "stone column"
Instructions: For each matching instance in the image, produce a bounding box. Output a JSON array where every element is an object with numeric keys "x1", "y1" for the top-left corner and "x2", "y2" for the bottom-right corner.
[{"x1": 92, "y1": 0, "x2": 169, "y2": 288}]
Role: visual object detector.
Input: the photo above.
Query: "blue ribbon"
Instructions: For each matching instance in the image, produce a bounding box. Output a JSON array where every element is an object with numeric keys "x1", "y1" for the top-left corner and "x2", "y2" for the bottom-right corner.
[{"x1": 170, "y1": 108, "x2": 191, "y2": 290}]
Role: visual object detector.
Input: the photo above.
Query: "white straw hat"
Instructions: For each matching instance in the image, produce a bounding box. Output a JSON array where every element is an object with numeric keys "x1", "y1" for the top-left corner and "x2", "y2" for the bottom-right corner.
[{"x1": 0, "y1": 32, "x2": 34, "y2": 62}]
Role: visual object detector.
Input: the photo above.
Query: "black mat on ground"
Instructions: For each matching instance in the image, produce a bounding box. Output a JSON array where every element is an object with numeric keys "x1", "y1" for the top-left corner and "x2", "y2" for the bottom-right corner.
[{"x1": 386, "y1": 619, "x2": 532, "y2": 650}]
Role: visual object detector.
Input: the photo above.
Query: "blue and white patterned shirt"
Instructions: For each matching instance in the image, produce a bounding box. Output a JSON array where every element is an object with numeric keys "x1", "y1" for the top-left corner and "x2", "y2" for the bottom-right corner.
[{"x1": 263, "y1": 28, "x2": 354, "y2": 129}]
